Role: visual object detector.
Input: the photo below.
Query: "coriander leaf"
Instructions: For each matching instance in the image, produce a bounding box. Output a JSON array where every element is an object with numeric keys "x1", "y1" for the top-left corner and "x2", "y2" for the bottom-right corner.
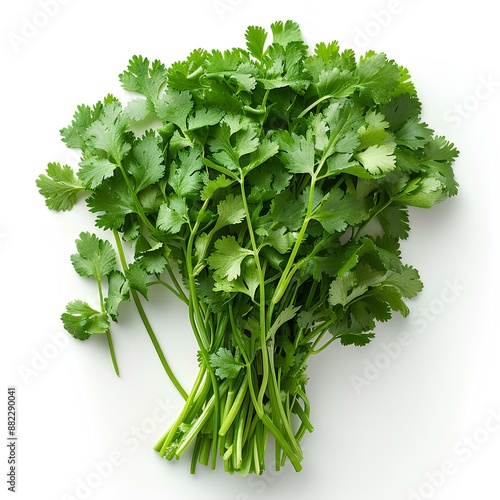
[
  {"x1": 155, "y1": 89, "x2": 193, "y2": 130},
  {"x1": 421, "y1": 136, "x2": 459, "y2": 196},
  {"x1": 395, "y1": 117, "x2": 433, "y2": 150},
  {"x1": 201, "y1": 175, "x2": 235, "y2": 200},
  {"x1": 125, "y1": 261, "x2": 149, "y2": 298},
  {"x1": 270, "y1": 20, "x2": 302, "y2": 46},
  {"x1": 168, "y1": 147, "x2": 204, "y2": 198},
  {"x1": 214, "y1": 193, "x2": 246, "y2": 231},
  {"x1": 84, "y1": 98, "x2": 131, "y2": 162},
  {"x1": 244, "y1": 139, "x2": 280, "y2": 174},
  {"x1": 105, "y1": 271, "x2": 130, "y2": 321},
  {"x1": 329, "y1": 272, "x2": 357, "y2": 307},
  {"x1": 315, "y1": 68, "x2": 357, "y2": 98},
  {"x1": 129, "y1": 131, "x2": 165, "y2": 192},
  {"x1": 70, "y1": 232, "x2": 117, "y2": 280},
  {"x1": 210, "y1": 119, "x2": 260, "y2": 170},
  {"x1": 272, "y1": 191, "x2": 306, "y2": 231},
  {"x1": 266, "y1": 305, "x2": 301, "y2": 341},
  {"x1": 208, "y1": 235, "x2": 253, "y2": 281},
  {"x1": 87, "y1": 175, "x2": 136, "y2": 230},
  {"x1": 262, "y1": 227, "x2": 296, "y2": 254},
  {"x1": 36, "y1": 162, "x2": 85, "y2": 211},
  {"x1": 354, "y1": 144, "x2": 396, "y2": 176},
  {"x1": 209, "y1": 347, "x2": 244, "y2": 380},
  {"x1": 245, "y1": 25, "x2": 268, "y2": 60},
  {"x1": 188, "y1": 108, "x2": 225, "y2": 131},
  {"x1": 322, "y1": 100, "x2": 363, "y2": 156},
  {"x1": 378, "y1": 202, "x2": 410, "y2": 240},
  {"x1": 78, "y1": 156, "x2": 117, "y2": 189},
  {"x1": 139, "y1": 247, "x2": 168, "y2": 274},
  {"x1": 338, "y1": 331, "x2": 375, "y2": 347},
  {"x1": 119, "y1": 56, "x2": 167, "y2": 101},
  {"x1": 278, "y1": 131, "x2": 315, "y2": 175},
  {"x1": 156, "y1": 197, "x2": 189, "y2": 234},
  {"x1": 398, "y1": 176, "x2": 447, "y2": 208},
  {"x1": 356, "y1": 51, "x2": 401, "y2": 105},
  {"x1": 61, "y1": 300, "x2": 110, "y2": 340},
  {"x1": 313, "y1": 188, "x2": 363, "y2": 233},
  {"x1": 381, "y1": 93, "x2": 422, "y2": 131},
  {"x1": 60, "y1": 104, "x2": 92, "y2": 148},
  {"x1": 124, "y1": 98, "x2": 155, "y2": 122},
  {"x1": 383, "y1": 266, "x2": 422, "y2": 299}
]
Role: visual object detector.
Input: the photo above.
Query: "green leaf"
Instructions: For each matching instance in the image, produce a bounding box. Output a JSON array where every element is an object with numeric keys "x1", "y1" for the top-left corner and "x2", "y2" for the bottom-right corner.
[
  {"x1": 156, "y1": 197, "x2": 189, "y2": 234},
  {"x1": 356, "y1": 51, "x2": 401, "y2": 105},
  {"x1": 381, "y1": 94, "x2": 422, "y2": 131},
  {"x1": 278, "y1": 131, "x2": 315, "y2": 175},
  {"x1": 119, "y1": 55, "x2": 167, "y2": 101},
  {"x1": 267, "y1": 305, "x2": 301, "y2": 341},
  {"x1": 125, "y1": 261, "x2": 149, "y2": 298},
  {"x1": 129, "y1": 132, "x2": 165, "y2": 192},
  {"x1": 245, "y1": 25, "x2": 268, "y2": 60},
  {"x1": 262, "y1": 227, "x2": 296, "y2": 254},
  {"x1": 188, "y1": 108, "x2": 225, "y2": 131},
  {"x1": 168, "y1": 147, "x2": 204, "y2": 198},
  {"x1": 354, "y1": 144, "x2": 396, "y2": 176},
  {"x1": 61, "y1": 300, "x2": 110, "y2": 340},
  {"x1": 378, "y1": 203, "x2": 410, "y2": 240},
  {"x1": 313, "y1": 188, "x2": 363, "y2": 233},
  {"x1": 338, "y1": 331, "x2": 375, "y2": 347},
  {"x1": 329, "y1": 272, "x2": 357, "y2": 307},
  {"x1": 208, "y1": 235, "x2": 253, "y2": 281},
  {"x1": 124, "y1": 98, "x2": 155, "y2": 122},
  {"x1": 70, "y1": 232, "x2": 117, "y2": 280},
  {"x1": 214, "y1": 193, "x2": 246, "y2": 231},
  {"x1": 36, "y1": 163, "x2": 85, "y2": 211},
  {"x1": 316, "y1": 68, "x2": 357, "y2": 98},
  {"x1": 395, "y1": 117, "x2": 433, "y2": 150},
  {"x1": 421, "y1": 136, "x2": 460, "y2": 196},
  {"x1": 84, "y1": 99, "x2": 131, "y2": 162},
  {"x1": 87, "y1": 175, "x2": 136, "y2": 230},
  {"x1": 139, "y1": 247, "x2": 168, "y2": 274},
  {"x1": 201, "y1": 175, "x2": 235, "y2": 200},
  {"x1": 60, "y1": 104, "x2": 92, "y2": 149},
  {"x1": 209, "y1": 347, "x2": 244, "y2": 380},
  {"x1": 383, "y1": 266, "x2": 423, "y2": 299},
  {"x1": 105, "y1": 271, "x2": 130, "y2": 321},
  {"x1": 270, "y1": 20, "x2": 302, "y2": 46},
  {"x1": 78, "y1": 156, "x2": 117, "y2": 189},
  {"x1": 155, "y1": 89, "x2": 193, "y2": 130},
  {"x1": 244, "y1": 139, "x2": 279, "y2": 173}
]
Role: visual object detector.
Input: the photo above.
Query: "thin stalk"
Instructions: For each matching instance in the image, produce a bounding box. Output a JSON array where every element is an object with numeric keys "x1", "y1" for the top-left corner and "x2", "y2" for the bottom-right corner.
[
  {"x1": 239, "y1": 178, "x2": 269, "y2": 412},
  {"x1": 148, "y1": 279, "x2": 188, "y2": 304},
  {"x1": 112, "y1": 230, "x2": 188, "y2": 399},
  {"x1": 97, "y1": 278, "x2": 119, "y2": 376}
]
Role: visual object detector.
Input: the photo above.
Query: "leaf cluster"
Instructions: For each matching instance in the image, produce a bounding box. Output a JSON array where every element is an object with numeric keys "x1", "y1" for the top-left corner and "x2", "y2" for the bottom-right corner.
[{"x1": 36, "y1": 20, "x2": 458, "y2": 475}]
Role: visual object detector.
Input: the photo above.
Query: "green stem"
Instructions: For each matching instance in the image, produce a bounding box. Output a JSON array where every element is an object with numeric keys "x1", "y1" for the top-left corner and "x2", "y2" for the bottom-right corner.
[
  {"x1": 115, "y1": 159, "x2": 157, "y2": 234},
  {"x1": 354, "y1": 196, "x2": 394, "y2": 242},
  {"x1": 297, "y1": 94, "x2": 334, "y2": 119},
  {"x1": 132, "y1": 290, "x2": 188, "y2": 399},
  {"x1": 239, "y1": 179, "x2": 268, "y2": 411},
  {"x1": 112, "y1": 230, "x2": 188, "y2": 400},
  {"x1": 148, "y1": 279, "x2": 188, "y2": 304},
  {"x1": 96, "y1": 276, "x2": 119, "y2": 376}
]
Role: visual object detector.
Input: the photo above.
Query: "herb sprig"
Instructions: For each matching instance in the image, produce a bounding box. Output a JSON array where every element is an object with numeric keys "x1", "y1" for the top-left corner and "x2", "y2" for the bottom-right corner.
[{"x1": 37, "y1": 20, "x2": 458, "y2": 475}]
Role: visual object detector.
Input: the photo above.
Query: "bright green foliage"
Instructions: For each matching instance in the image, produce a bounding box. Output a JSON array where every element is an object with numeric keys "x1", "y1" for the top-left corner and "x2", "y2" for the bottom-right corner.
[
  {"x1": 36, "y1": 163, "x2": 85, "y2": 211},
  {"x1": 61, "y1": 300, "x2": 110, "y2": 341},
  {"x1": 36, "y1": 21, "x2": 459, "y2": 477},
  {"x1": 70, "y1": 232, "x2": 116, "y2": 280}
]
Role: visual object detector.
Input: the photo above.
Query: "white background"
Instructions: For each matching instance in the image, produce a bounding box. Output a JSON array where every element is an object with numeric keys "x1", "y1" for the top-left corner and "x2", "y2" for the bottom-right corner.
[{"x1": 1, "y1": 1, "x2": 499, "y2": 499}]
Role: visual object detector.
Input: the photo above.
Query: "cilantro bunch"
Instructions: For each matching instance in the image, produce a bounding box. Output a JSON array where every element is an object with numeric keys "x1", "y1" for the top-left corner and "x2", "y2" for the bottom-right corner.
[{"x1": 37, "y1": 21, "x2": 458, "y2": 476}]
